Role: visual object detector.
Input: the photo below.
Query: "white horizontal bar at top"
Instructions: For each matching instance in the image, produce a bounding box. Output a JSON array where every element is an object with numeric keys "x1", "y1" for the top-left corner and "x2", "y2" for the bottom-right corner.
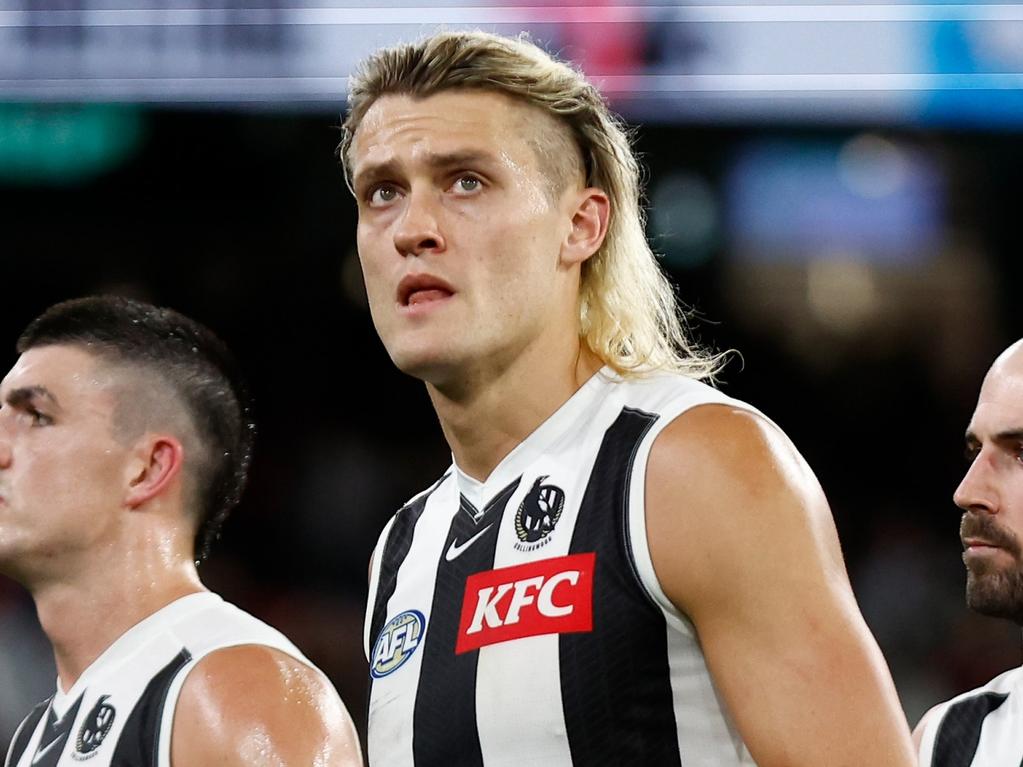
[
  {"x1": 2, "y1": 72, "x2": 1022, "y2": 97},
  {"x1": 1, "y1": 5, "x2": 1022, "y2": 27}
]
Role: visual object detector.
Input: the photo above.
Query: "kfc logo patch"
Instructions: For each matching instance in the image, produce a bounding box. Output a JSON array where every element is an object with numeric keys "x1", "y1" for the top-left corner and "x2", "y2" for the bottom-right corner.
[{"x1": 455, "y1": 553, "x2": 595, "y2": 654}]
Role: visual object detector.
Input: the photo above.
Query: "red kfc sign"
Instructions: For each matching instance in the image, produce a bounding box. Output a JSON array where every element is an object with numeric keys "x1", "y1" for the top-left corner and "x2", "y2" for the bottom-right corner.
[{"x1": 455, "y1": 553, "x2": 595, "y2": 654}]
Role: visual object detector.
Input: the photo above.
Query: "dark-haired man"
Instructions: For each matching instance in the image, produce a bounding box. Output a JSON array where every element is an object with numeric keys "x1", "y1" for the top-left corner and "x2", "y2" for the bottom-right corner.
[
  {"x1": 914, "y1": 339, "x2": 1023, "y2": 765},
  {"x1": 1, "y1": 296, "x2": 362, "y2": 767}
]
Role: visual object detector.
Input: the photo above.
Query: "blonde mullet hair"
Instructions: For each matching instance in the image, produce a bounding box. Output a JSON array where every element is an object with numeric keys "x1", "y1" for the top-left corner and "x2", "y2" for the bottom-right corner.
[{"x1": 340, "y1": 30, "x2": 724, "y2": 380}]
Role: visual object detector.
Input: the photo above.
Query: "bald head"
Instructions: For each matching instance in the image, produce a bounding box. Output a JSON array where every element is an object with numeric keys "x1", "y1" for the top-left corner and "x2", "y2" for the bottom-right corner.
[
  {"x1": 973, "y1": 340, "x2": 1023, "y2": 423},
  {"x1": 986, "y1": 339, "x2": 1023, "y2": 381},
  {"x1": 955, "y1": 338, "x2": 1023, "y2": 625}
]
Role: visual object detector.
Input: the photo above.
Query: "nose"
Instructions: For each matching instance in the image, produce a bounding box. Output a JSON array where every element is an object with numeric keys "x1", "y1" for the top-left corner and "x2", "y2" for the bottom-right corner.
[
  {"x1": 393, "y1": 191, "x2": 446, "y2": 257},
  {"x1": 954, "y1": 451, "x2": 997, "y2": 514},
  {"x1": 0, "y1": 437, "x2": 11, "y2": 470}
]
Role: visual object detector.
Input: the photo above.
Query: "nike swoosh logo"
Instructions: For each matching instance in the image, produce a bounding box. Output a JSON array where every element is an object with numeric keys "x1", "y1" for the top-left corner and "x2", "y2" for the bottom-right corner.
[
  {"x1": 32, "y1": 734, "x2": 67, "y2": 765},
  {"x1": 445, "y1": 524, "x2": 494, "y2": 561}
]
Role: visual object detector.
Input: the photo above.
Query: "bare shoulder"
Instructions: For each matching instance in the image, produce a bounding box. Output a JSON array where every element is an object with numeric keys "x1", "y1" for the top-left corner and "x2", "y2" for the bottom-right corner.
[
  {"x1": 172, "y1": 644, "x2": 363, "y2": 767},
  {"x1": 645, "y1": 403, "x2": 916, "y2": 765},
  {"x1": 646, "y1": 403, "x2": 842, "y2": 618},
  {"x1": 648, "y1": 402, "x2": 814, "y2": 501}
]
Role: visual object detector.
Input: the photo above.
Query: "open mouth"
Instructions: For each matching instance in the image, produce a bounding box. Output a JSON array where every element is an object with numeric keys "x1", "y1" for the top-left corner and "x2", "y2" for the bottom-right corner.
[
  {"x1": 407, "y1": 288, "x2": 451, "y2": 306},
  {"x1": 397, "y1": 274, "x2": 454, "y2": 308}
]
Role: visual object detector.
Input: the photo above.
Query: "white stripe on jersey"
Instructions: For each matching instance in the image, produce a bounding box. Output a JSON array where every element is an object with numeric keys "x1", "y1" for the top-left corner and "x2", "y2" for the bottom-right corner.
[
  {"x1": 367, "y1": 479, "x2": 455, "y2": 766},
  {"x1": 624, "y1": 376, "x2": 761, "y2": 764},
  {"x1": 473, "y1": 451, "x2": 599, "y2": 767}
]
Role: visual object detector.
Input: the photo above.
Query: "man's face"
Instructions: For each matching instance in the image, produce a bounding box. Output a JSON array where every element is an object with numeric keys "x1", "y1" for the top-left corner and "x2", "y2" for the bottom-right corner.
[
  {"x1": 955, "y1": 341, "x2": 1023, "y2": 623},
  {"x1": 350, "y1": 90, "x2": 584, "y2": 387},
  {"x1": 0, "y1": 345, "x2": 131, "y2": 583}
]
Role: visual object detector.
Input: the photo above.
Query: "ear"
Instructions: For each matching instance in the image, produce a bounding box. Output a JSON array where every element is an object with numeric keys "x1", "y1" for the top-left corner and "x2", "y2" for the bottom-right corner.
[
  {"x1": 560, "y1": 187, "x2": 610, "y2": 267},
  {"x1": 124, "y1": 435, "x2": 185, "y2": 509}
]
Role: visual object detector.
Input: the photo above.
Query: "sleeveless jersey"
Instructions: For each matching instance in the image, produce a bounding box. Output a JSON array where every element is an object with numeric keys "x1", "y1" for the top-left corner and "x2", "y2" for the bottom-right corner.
[
  {"x1": 5, "y1": 592, "x2": 312, "y2": 767},
  {"x1": 917, "y1": 665, "x2": 1023, "y2": 767},
  {"x1": 365, "y1": 368, "x2": 760, "y2": 766}
]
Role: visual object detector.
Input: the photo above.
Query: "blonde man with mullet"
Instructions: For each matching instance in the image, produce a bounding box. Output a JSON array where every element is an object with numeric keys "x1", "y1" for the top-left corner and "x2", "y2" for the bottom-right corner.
[{"x1": 343, "y1": 31, "x2": 915, "y2": 767}]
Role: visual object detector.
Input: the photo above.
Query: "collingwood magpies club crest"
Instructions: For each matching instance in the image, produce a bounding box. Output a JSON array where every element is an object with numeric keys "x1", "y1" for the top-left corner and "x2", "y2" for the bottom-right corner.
[
  {"x1": 514, "y1": 475, "x2": 565, "y2": 552},
  {"x1": 73, "y1": 696, "x2": 115, "y2": 760}
]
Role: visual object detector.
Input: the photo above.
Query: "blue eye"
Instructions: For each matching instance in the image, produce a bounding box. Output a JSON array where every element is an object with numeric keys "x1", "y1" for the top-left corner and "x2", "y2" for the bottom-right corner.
[
  {"x1": 369, "y1": 185, "x2": 400, "y2": 206},
  {"x1": 454, "y1": 175, "x2": 481, "y2": 193}
]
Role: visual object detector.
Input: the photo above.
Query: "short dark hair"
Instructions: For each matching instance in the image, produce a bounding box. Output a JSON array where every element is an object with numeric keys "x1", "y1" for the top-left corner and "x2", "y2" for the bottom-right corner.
[{"x1": 16, "y1": 295, "x2": 255, "y2": 561}]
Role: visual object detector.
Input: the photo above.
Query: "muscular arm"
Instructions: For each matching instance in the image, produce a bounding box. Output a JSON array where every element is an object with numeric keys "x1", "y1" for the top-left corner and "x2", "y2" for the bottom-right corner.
[
  {"x1": 172, "y1": 644, "x2": 363, "y2": 767},
  {"x1": 646, "y1": 404, "x2": 915, "y2": 767}
]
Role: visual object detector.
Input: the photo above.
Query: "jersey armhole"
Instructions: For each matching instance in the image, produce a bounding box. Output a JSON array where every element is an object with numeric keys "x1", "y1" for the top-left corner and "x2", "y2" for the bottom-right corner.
[
  {"x1": 625, "y1": 392, "x2": 767, "y2": 639},
  {"x1": 365, "y1": 515, "x2": 398, "y2": 659},
  {"x1": 156, "y1": 641, "x2": 319, "y2": 767},
  {"x1": 156, "y1": 657, "x2": 197, "y2": 767},
  {"x1": 916, "y1": 702, "x2": 948, "y2": 766},
  {"x1": 626, "y1": 407, "x2": 697, "y2": 637}
]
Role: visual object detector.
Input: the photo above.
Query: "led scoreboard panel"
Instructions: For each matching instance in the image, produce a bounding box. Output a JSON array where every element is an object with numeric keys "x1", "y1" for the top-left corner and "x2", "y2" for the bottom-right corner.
[{"x1": 0, "y1": 2, "x2": 1022, "y2": 125}]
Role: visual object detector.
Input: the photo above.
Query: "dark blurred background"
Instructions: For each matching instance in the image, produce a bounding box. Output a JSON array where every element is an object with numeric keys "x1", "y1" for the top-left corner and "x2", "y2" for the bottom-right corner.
[{"x1": 2, "y1": 0, "x2": 1022, "y2": 752}]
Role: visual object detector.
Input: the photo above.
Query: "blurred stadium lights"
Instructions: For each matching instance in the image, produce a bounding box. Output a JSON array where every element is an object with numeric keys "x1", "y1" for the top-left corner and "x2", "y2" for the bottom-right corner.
[
  {"x1": 725, "y1": 136, "x2": 944, "y2": 264},
  {"x1": 805, "y1": 256, "x2": 880, "y2": 334},
  {"x1": 650, "y1": 171, "x2": 719, "y2": 269},
  {"x1": 714, "y1": 131, "x2": 984, "y2": 369},
  {"x1": 0, "y1": 2, "x2": 1020, "y2": 123},
  {"x1": 0, "y1": 103, "x2": 143, "y2": 183}
]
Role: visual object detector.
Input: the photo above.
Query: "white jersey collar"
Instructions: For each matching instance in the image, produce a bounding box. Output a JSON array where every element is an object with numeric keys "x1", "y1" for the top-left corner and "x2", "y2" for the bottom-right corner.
[
  {"x1": 51, "y1": 591, "x2": 221, "y2": 716},
  {"x1": 451, "y1": 367, "x2": 615, "y2": 508}
]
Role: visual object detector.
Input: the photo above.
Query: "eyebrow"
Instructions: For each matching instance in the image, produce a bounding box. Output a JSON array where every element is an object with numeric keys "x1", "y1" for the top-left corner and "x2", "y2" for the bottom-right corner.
[
  {"x1": 352, "y1": 150, "x2": 501, "y2": 189},
  {"x1": 5, "y1": 385, "x2": 60, "y2": 410},
  {"x1": 965, "y1": 428, "x2": 1023, "y2": 445}
]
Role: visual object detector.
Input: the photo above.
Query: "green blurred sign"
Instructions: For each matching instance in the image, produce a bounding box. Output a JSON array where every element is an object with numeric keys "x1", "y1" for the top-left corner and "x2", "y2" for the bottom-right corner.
[{"x1": 0, "y1": 104, "x2": 144, "y2": 184}]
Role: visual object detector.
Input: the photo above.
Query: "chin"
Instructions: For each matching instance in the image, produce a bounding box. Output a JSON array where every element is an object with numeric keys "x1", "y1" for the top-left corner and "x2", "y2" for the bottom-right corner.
[
  {"x1": 966, "y1": 569, "x2": 1023, "y2": 624},
  {"x1": 389, "y1": 345, "x2": 461, "y2": 385}
]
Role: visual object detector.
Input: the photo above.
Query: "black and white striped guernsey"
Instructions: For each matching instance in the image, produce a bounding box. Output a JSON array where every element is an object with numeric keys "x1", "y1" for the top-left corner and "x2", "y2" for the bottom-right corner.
[
  {"x1": 917, "y1": 665, "x2": 1023, "y2": 767},
  {"x1": 4, "y1": 592, "x2": 314, "y2": 767},
  {"x1": 365, "y1": 368, "x2": 759, "y2": 766}
]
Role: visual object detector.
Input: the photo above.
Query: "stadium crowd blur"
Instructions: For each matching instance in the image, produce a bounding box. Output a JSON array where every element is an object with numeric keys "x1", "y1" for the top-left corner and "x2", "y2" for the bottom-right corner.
[{"x1": 2, "y1": 3, "x2": 1023, "y2": 753}]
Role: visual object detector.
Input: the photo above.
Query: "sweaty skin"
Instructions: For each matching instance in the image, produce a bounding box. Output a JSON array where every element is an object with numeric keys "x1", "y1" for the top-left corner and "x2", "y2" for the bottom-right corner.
[{"x1": 172, "y1": 645, "x2": 363, "y2": 766}]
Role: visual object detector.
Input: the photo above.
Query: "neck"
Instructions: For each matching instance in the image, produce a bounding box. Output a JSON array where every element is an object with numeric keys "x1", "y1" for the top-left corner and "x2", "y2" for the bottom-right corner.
[
  {"x1": 31, "y1": 553, "x2": 204, "y2": 692},
  {"x1": 428, "y1": 340, "x2": 603, "y2": 481}
]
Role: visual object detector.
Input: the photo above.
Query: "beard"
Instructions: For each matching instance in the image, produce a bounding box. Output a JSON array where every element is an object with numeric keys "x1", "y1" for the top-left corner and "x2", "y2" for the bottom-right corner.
[{"x1": 961, "y1": 513, "x2": 1023, "y2": 625}]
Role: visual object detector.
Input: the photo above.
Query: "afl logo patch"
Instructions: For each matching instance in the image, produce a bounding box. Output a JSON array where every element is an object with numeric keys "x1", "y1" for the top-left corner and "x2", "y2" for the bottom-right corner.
[
  {"x1": 73, "y1": 695, "x2": 115, "y2": 760},
  {"x1": 514, "y1": 476, "x2": 565, "y2": 552},
  {"x1": 371, "y1": 610, "x2": 426, "y2": 678}
]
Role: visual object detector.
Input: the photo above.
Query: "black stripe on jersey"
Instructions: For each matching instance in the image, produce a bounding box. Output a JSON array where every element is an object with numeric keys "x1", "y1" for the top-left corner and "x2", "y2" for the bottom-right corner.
[
  {"x1": 931, "y1": 691, "x2": 1009, "y2": 767},
  {"x1": 412, "y1": 478, "x2": 520, "y2": 767},
  {"x1": 9, "y1": 694, "x2": 78, "y2": 767},
  {"x1": 110, "y1": 648, "x2": 191, "y2": 766},
  {"x1": 369, "y1": 474, "x2": 448, "y2": 650},
  {"x1": 31, "y1": 694, "x2": 83, "y2": 767},
  {"x1": 5, "y1": 698, "x2": 50, "y2": 767},
  {"x1": 562, "y1": 406, "x2": 685, "y2": 767},
  {"x1": 34, "y1": 694, "x2": 82, "y2": 767}
]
